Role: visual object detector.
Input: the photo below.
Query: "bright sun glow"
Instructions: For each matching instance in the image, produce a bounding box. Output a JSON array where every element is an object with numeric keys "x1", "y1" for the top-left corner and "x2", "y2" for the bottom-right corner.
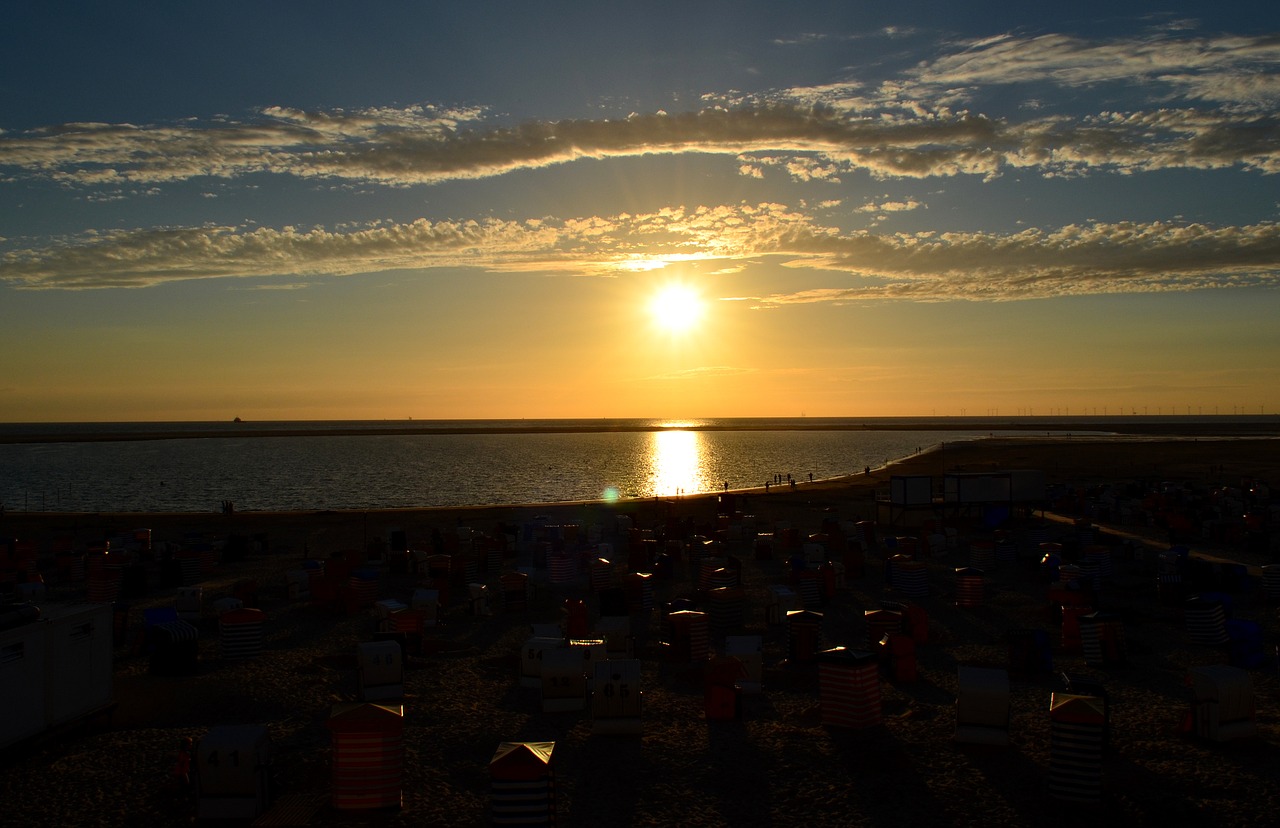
[{"x1": 649, "y1": 284, "x2": 705, "y2": 333}]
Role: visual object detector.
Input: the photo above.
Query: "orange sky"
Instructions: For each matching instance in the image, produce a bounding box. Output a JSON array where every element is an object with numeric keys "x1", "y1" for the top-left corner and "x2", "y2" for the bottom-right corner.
[{"x1": 3, "y1": 5, "x2": 1279, "y2": 421}]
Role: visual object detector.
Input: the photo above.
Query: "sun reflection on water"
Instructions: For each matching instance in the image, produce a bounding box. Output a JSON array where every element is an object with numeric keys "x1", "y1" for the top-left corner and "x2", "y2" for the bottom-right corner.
[{"x1": 649, "y1": 429, "x2": 709, "y2": 497}]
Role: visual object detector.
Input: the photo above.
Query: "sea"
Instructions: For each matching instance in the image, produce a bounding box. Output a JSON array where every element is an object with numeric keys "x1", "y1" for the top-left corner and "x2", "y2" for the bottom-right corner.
[{"x1": 0, "y1": 416, "x2": 1272, "y2": 513}]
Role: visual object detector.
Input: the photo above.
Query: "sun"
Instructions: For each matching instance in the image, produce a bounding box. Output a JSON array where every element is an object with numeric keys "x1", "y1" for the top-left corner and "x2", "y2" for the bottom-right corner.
[{"x1": 648, "y1": 283, "x2": 705, "y2": 334}]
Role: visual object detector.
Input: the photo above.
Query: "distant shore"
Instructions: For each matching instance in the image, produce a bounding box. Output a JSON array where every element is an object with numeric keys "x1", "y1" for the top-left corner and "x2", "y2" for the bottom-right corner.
[{"x1": 2, "y1": 418, "x2": 1278, "y2": 444}]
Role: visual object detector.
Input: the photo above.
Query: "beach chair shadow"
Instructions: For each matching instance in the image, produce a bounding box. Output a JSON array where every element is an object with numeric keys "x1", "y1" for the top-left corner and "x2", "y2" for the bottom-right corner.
[
  {"x1": 823, "y1": 727, "x2": 947, "y2": 827},
  {"x1": 568, "y1": 736, "x2": 645, "y2": 826},
  {"x1": 960, "y1": 742, "x2": 1065, "y2": 824},
  {"x1": 705, "y1": 717, "x2": 775, "y2": 826}
]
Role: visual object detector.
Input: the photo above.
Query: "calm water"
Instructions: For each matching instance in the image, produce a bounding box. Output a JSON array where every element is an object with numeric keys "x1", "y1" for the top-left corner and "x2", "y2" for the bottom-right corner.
[
  {"x1": 2, "y1": 415, "x2": 1258, "y2": 513},
  {"x1": 0, "y1": 418, "x2": 1020, "y2": 512}
]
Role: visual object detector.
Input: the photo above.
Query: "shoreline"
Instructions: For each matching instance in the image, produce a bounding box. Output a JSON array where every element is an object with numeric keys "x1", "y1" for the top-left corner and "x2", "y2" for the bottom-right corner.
[
  {"x1": 3, "y1": 434, "x2": 1274, "y2": 520},
  {"x1": 5, "y1": 436, "x2": 1277, "y2": 561},
  {"x1": 5, "y1": 429, "x2": 1275, "y2": 519}
]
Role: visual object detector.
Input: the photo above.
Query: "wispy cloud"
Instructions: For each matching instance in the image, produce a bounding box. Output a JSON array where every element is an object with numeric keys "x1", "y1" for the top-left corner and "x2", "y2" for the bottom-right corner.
[
  {"x1": 756, "y1": 220, "x2": 1280, "y2": 303},
  {"x1": 0, "y1": 104, "x2": 487, "y2": 187},
  {"x1": 1, "y1": 218, "x2": 560, "y2": 288},
  {"x1": 5, "y1": 205, "x2": 1279, "y2": 301},
  {"x1": 645, "y1": 366, "x2": 756, "y2": 381},
  {"x1": 5, "y1": 102, "x2": 1275, "y2": 190},
  {"x1": 771, "y1": 32, "x2": 831, "y2": 47},
  {"x1": 900, "y1": 32, "x2": 1280, "y2": 108},
  {"x1": 3, "y1": 26, "x2": 1279, "y2": 302},
  {"x1": 3, "y1": 29, "x2": 1278, "y2": 194},
  {"x1": 231, "y1": 281, "x2": 316, "y2": 291},
  {"x1": 856, "y1": 198, "x2": 923, "y2": 213}
]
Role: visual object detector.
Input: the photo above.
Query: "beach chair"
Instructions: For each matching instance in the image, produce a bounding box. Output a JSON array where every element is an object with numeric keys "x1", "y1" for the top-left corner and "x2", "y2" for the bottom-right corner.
[
  {"x1": 1047, "y1": 693, "x2": 1105, "y2": 803},
  {"x1": 357, "y1": 640, "x2": 404, "y2": 701},
  {"x1": 1188, "y1": 664, "x2": 1257, "y2": 742},
  {"x1": 490, "y1": 742, "x2": 556, "y2": 825},
  {"x1": 196, "y1": 725, "x2": 271, "y2": 820},
  {"x1": 817, "y1": 647, "x2": 880, "y2": 729},
  {"x1": 328, "y1": 703, "x2": 404, "y2": 811},
  {"x1": 540, "y1": 646, "x2": 588, "y2": 712},
  {"x1": 591, "y1": 659, "x2": 642, "y2": 734},
  {"x1": 725, "y1": 635, "x2": 763, "y2": 693}
]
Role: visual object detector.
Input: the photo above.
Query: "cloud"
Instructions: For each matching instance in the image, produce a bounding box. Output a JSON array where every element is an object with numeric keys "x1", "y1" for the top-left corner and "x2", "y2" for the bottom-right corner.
[
  {"x1": 0, "y1": 104, "x2": 488, "y2": 187},
  {"x1": 5, "y1": 204, "x2": 1279, "y2": 302},
  {"x1": 4, "y1": 202, "x2": 792, "y2": 288},
  {"x1": 754, "y1": 220, "x2": 1280, "y2": 303},
  {"x1": 771, "y1": 33, "x2": 830, "y2": 47},
  {"x1": 3, "y1": 25, "x2": 1279, "y2": 298},
  {"x1": 231, "y1": 281, "x2": 315, "y2": 291},
  {"x1": 1, "y1": 218, "x2": 559, "y2": 288},
  {"x1": 645, "y1": 366, "x2": 755, "y2": 381},
  {"x1": 4, "y1": 50, "x2": 1279, "y2": 193},
  {"x1": 2, "y1": 105, "x2": 1001, "y2": 186},
  {"x1": 749, "y1": 154, "x2": 846, "y2": 182},
  {"x1": 899, "y1": 31, "x2": 1280, "y2": 109},
  {"x1": 855, "y1": 198, "x2": 923, "y2": 213}
]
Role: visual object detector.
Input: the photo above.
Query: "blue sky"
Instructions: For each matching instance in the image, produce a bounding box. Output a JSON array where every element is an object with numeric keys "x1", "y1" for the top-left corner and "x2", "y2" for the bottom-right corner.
[{"x1": 2, "y1": 2, "x2": 1278, "y2": 421}]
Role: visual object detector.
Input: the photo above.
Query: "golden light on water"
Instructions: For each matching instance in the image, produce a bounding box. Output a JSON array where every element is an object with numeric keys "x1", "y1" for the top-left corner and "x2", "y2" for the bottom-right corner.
[{"x1": 649, "y1": 429, "x2": 709, "y2": 497}]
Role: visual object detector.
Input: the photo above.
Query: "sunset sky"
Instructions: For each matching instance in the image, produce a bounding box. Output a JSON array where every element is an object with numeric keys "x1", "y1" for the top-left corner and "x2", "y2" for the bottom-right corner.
[{"x1": 3, "y1": 2, "x2": 1279, "y2": 422}]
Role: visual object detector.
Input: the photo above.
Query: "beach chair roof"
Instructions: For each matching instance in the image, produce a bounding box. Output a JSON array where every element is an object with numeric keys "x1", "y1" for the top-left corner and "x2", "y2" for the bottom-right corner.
[
  {"x1": 327, "y1": 702, "x2": 404, "y2": 731},
  {"x1": 817, "y1": 646, "x2": 875, "y2": 665},
  {"x1": 490, "y1": 741, "x2": 555, "y2": 778},
  {"x1": 1049, "y1": 693, "x2": 1106, "y2": 724}
]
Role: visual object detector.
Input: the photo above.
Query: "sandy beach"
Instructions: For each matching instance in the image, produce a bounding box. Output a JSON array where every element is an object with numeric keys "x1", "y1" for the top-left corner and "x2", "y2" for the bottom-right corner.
[{"x1": 2, "y1": 435, "x2": 1279, "y2": 827}]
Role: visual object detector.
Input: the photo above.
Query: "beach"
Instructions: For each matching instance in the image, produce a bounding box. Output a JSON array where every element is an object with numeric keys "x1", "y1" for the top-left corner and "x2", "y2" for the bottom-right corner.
[{"x1": 2, "y1": 436, "x2": 1279, "y2": 826}]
